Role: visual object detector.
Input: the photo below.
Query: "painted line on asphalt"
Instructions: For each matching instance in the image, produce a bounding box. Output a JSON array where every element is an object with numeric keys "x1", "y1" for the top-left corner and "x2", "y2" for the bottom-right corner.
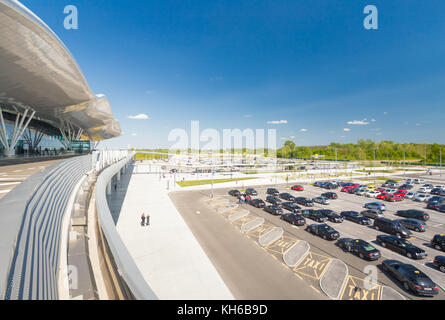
[{"x1": 0, "y1": 189, "x2": 12, "y2": 194}]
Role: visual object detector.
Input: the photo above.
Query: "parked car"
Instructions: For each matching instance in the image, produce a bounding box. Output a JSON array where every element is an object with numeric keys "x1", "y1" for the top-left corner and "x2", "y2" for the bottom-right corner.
[
  {"x1": 431, "y1": 234, "x2": 445, "y2": 251},
  {"x1": 341, "y1": 211, "x2": 372, "y2": 225},
  {"x1": 295, "y1": 197, "x2": 314, "y2": 207},
  {"x1": 249, "y1": 198, "x2": 265, "y2": 208},
  {"x1": 365, "y1": 190, "x2": 380, "y2": 198},
  {"x1": 266, "y1": 195, "x2": 282, "y2": 205},
  {"x1": 414, "y1": 193, "x2": 431, "y2": 202},
  {"x1": 430, "y1": 188, "x2": 444, "y2": 196},
  {"x1": 428, "y1": 196, "x2": 445, "y2": 205},
  {"x1": 395, "y1": 218, "x2": 426, "y2": 232},
  {"x1": 426, "y1": 203, "x2": 445, "y2": 212},
  {"x1": 317, "y1": 209, "x2": 343, "y2": 223},
  {"x1": 337, "y1": 238, "x2": 381, "y2": 260},
  {"x1": 280, "y1": 213, "x2": 306, "y2": 226},
  {"x1": 413, "y1": 178, "x2": 425, "y2": 184},
  {"x1": 291, "y1": 185, "x2": 304, "y2": 191},
  {"x1": 418, "y1": 186, "x2": 432, "y2": 194},
  {"x1": 282, "y1": 202, "x2": 301, "y2": 213},
  {"x1": 433, "y1": 256, "x2": 445, "y2": 273},
  {"x1": 264, "y1": 205, "x2": 283, "y2": 216},
  {"x1": 306, "y1": 223, "x2": 340, "y2": 240},
  {"x1": 322, "y1": 192, "x2": 338, "y2": 200},
  {"x1": 399, "y1": 184, "x2": 413, "y2": 190},
  {"x1": 393, "y1": 190, "x2": 408, "y2": 197},
  {"x1": 266, "y1": 188, "x2": 279, "y2": 195},
  {"x1": 361, "y1": 209, "x2": 384, "y2": 219},
  {"x1": 246, "y1": 188, "x2": 258, "y2": 196},
  {"x1": 355, "y1": 188, "x2": 367, "y2": 196},
  {"x1": 312, "y1": 196, "x2": 330, "y2": 205},
  {"x1": 364, "y1": 202, "x2": 386, "y2": 211},
  {"x1": 228, "y1": 189, "x2": 241, "y2": 197},
  {"x1": 301, "y1": 209, "x2": 328, "y2": 222},
  {"x1": 373, "y1": 218, "x2": 412, "y2": 238},
  {"x1": 384, "y1": 194, "x2": 404, "y2": 202},
  {"x1": 279, "y1": 193, "x2": 296, "y2": 201},
  {"x1": 405, "y1": 192, "x2": 416, "y2": 199},
  {"x1": 376, "y1": 235, "x2": 427, "y2": 260},
  {"x1": 381, "y1": 260, "x2": 438, "y2": 296},
  {"x1": 396, "y1": 210, "x2": 429, "y2": 222}
]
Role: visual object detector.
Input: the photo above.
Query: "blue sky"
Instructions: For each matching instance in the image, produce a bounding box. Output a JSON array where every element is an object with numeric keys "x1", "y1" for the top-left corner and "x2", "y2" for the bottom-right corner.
[{"x1": 22, "y1": 0, "x2": 445, "y2": 149}]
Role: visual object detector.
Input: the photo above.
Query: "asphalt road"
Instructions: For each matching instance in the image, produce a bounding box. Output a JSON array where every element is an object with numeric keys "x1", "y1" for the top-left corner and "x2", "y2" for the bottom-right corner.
[
  {"x1": 0, "y1": 159, "x2": 62, "y2": 199},
  {"x1": 169, "y1": 177, "x2": 445, "y2": 300}
]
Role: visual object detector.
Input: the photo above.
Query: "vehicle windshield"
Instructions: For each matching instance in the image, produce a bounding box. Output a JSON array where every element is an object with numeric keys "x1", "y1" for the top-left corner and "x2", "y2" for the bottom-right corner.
[{"x1": 363, "y1": 244, "x2": 376, "y2": 251}]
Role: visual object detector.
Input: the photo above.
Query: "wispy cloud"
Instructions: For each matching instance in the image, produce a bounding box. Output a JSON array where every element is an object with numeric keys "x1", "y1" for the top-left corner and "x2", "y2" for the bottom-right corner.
[
  {"x1": 343, "y1": 128, "x2": 351, "y2": 132},
  {"x1": 299, "y1": 128, "x2": 308, "y2": 132},
  {"x1": 267, "y1": 120, "x2": 288, "y2": 125},
  {"x1": 347, "y1": 119, "x2": 369, "y2": 125},
  {"x1": 128, "y1": 114, "x2": 149, "y2": 120},
  {"x1": 371, "y1": 118, "x2": 376, "y2": 122}
]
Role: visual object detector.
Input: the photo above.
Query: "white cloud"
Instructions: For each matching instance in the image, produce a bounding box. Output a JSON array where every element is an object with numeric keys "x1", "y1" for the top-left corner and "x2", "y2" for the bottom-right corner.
[
  {"x1": 343, "y1": 128, "x2": 351, "y2": 132},
  {"x1": 131, "y1": 133, "x2": 137, "y2": 136},
  {"x1": 371, "y1": 118, "x2": 376, "y2": 122},
  {"x1": 299, "y1": 128, "x2": 308, "y2": 132},
  {"x1": 383, "y1": 112, "x2": 388, "y2": 115},
  {"x1": 280, "y1": 137, "x2": 288, "y2": 140},
  {"x1": 267, "y1": 120, "x2": 288, "y2": 125},
  {"x1": 128, "y1": 114, "x2": 149, "y2": 120},
  {"x1": 347, "y1": 119, "x2": 369, "y2": 125},
  {"x1": 290, "y1": 136, "x2": 295, "y2": 139}
]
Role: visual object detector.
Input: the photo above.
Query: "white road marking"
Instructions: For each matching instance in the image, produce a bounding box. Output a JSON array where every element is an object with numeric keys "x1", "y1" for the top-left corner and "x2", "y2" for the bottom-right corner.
[
  {"x1": 13, "y1": 170, "x2": 23, "y2": 173},
  {"x1": 433, "y1": 224, "x2": 443, "y2": 228},
  {"x1": 0, "y1": 182, "x2": 20, "y2": 187},
  {"x1": 27, "y1": 167, "x2": 35, "y2": 170},
  {"x1": 0, "y1": 189, "x2": 11, "y2": 194}
]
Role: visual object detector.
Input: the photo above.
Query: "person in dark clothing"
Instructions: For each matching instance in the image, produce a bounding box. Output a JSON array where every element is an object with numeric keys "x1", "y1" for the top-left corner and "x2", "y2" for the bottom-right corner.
[
  {"x1": 146, "y1": 213, "x2": 150, "y2": 226},
  {"x1": 141, "y1": 213, "x2": 145, "y2": 226}
]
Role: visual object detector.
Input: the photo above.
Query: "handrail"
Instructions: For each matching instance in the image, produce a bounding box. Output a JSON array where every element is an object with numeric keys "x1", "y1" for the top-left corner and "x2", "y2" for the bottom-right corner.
[{"x1": 95, "y1": 152, "x2": 158, "y2": 300}]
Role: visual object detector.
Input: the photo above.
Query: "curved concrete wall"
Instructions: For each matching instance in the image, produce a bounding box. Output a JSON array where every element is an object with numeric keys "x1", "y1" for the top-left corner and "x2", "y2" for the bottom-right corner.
[{"x1": 95, "y1": 153, "x2": 158, "y2": 300}]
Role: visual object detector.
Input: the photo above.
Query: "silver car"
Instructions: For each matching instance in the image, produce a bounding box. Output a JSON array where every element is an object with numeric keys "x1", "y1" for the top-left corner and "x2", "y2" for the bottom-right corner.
[
  {"x1": 312, "y1": 196, "x2": 330, "y2": 205},
  {"x1": 413, "y1": 193, "x2": 431, "y2": 202},
  {"x1": 405, "y1": 192, "x2": 416, "y2": 199}
]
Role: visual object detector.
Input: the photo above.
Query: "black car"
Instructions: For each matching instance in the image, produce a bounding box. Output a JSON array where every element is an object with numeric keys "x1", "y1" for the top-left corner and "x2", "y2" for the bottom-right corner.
[
  {"x1": 246, "y1": 188, "x2": 258, "y2": 196},
  {"x1": 306, "y1": 224, "x2": 340, "y2": 240},
  {"x1": 322, "y1": 192, "x2": 338, "y2": 200},
  {"x1": 428, "y1": 196, "x2": 445, "y2": 205},
  {"x1": 337, "y1": 238, "x2": 381, "y2": 261},
  {"x1": 396, "y1": 210, "x2": 429, "y2": 222},
  {"x1": 266, "y1": 188, "x2": 280, "y2": 195},
  {"x1": 264, "y1": 205, "x2": 283, "y2": 216},
  {"x1": 399, "y1": 184, "x2": 413, "y2": 190},
  {"x1": 313, "y1": 181, "x2": 323, "y2": 187},
  {"x1": 323, "y1": 182, "x2": 337, "y2": 189},
  {"x1": 427, "y1": 203, "x2": 445, "y2": 213},
  {"x1": 340, "y1": 211, "x2": 372, "y2": 225},
  {"x1": 279, "y1": 193, "x2": 296, "y2": 201},
  {"x1": 317, "y1": 209, "x2": 343, "y2": 223},
  {"x1": 433, "y1": 256, "x2": 445, "y2": 273},
  {"x1": 280, "y1": 213, "x2": 306, "y2": 226},
  {"x1": 266, "y1": 195, "x2": 282, "y2": 205},
  {"x1": 361, "y1": 209, "x2": 384, "y2": 219},
  {"x1": 376, "y1": 235, "x2": 427, "y2": 260},
  {"x1": 228, "y1": 189, "x2": 241, "y2": 197},
  {"x1": 295, "y1": 197, "x2": 314, "y2": 207},
  {"x1": 382, "y1": 260, "x2": 438, "y2": 296},
  {"x1": 431, "y1": 234, "x2": 445, "y2": 251},
  {"x1": 430, "y1": 188, "x2": 443, "y2": 195},
  {"x1": 395, "y1": 218, "x2": 426, "y2": 232},
  {"x1": 248, "y1": 198, "x2": 265, "y2": 208},
  {"x1": 373, "y1": 218, "x2": 412, "y2": 238},
  {"x1": 301, "y1": 209, "x2": 328, "y2": 222},
  {"x1": 282, "y1": 202, "x2": 301, "y2": 213}
]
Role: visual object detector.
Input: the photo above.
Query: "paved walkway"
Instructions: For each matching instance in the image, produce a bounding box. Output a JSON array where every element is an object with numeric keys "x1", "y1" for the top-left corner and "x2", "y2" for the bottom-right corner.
[{"x1": 110, "y1": 163, "x2": 234, "y2": 300}]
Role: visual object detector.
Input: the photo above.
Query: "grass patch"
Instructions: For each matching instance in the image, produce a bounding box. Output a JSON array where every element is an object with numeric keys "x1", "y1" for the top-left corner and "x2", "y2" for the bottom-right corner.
[
  {"x1": 176, "y1": 177, "x2": 260, "y2": 187},
  {"x1": 358, "y1": 177, "x2": 402, "y2": 182},
  {"x1": 355, "y1": 169, "x2": 400, "y2": 174}
]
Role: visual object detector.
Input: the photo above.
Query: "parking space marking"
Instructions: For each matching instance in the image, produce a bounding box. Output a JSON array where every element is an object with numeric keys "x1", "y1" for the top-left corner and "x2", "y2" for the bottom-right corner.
[
  {"x1": 264, "y1": 235, "x2": 299, "y2": 255},
  {"x1": 294, "y1": 252, "x2": 332, "y2": 280},
  {"x1": 340, "y1": 275, "x2": 381, "y2": 300}
]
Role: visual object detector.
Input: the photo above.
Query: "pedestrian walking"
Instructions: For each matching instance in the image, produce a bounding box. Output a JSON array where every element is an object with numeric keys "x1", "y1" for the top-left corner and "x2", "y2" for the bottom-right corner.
[
  {"x1": 114, "y1": 184, "x2": 117, "y2": 191},
  {"x1": 141, "y1": 213, "x2": 145, "y2": 226},
  {"x1": 146, "y1": 213, "x2": 150, "y2": 226}
]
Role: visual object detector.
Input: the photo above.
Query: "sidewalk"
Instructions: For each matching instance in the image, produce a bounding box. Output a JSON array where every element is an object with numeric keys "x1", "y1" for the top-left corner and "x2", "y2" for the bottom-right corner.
[{"x1": 111, "y1": 164, "x2": 234, "y2": 300}]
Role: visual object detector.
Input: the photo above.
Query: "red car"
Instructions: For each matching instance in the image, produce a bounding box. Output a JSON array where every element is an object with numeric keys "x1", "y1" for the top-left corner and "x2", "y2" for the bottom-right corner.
[
  {"x1": 377, "y1": 187, "x2": 386, "y2": 193},
  {"x1": 394, "y1": 190, "x2": 408, "y2": 197},
  {"x1": 376, "y1": 192, "x2": 388, "y2": 200},
  {"x1": 384, "y1": 194, "x2": 403, "y2": 202},
  {"x1": 291, "y1": 185, "x2": 304, "y2": 191},
  {"x1": 341, "y1": 187, "x2": 352, "y2": 192}
]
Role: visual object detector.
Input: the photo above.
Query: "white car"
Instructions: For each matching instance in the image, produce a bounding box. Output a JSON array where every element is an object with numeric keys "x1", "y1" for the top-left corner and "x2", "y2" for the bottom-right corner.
[
  {"x1": 413, "y1": 178, "x2": 425, "y2": 184},
  {"x1": 405, "y1": 192, "x2": 416, "y2": 199},
  {"x1": 418, "y1": 186, "x2": 432, "y2": 193},
  {"x1": 413, "y1": 193, "x2": 431, "y2": 202},
  {"x1": 365, "y1": 190, "x2": 380, "y2": 198}
]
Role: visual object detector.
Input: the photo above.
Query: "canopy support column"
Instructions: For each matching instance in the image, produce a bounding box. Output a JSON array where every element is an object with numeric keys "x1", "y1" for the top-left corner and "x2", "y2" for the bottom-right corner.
[{"x1": 0, "y1": 107, "x2": 35, "y2": 157}]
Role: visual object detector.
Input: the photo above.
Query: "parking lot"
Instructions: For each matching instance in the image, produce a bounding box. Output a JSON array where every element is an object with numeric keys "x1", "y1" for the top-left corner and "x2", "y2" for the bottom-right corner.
[{"x1": 172, "y1": 177, "x2": 445, "y2": 300}]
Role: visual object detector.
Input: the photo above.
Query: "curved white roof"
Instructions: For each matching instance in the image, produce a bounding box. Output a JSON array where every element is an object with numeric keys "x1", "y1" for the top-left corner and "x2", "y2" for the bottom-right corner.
[{"x1": 0, "y1": 0, "x2": 121, "y2": 140}]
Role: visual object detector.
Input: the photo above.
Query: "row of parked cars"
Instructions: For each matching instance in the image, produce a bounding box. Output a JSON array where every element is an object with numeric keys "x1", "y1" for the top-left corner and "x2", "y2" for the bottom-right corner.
[{"x1": 226, "y1": 185, "x2": 445, "y2": 296}]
